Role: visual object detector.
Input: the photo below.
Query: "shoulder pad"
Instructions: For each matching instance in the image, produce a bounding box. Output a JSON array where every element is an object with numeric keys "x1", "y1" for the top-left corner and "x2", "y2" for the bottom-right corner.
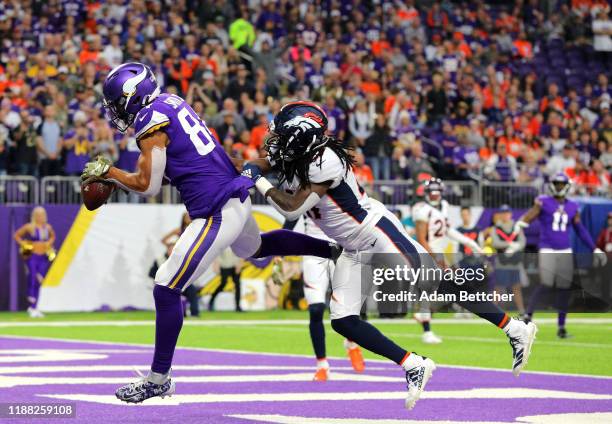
[{"x1": 134, "y1": 103, "x2": 170, "y2": 141}]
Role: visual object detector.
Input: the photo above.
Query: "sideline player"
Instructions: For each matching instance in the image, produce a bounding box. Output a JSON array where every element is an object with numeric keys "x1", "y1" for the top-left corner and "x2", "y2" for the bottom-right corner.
[
  {"x1": 81, "y1": 63, "x2": 340, "y2": 403},
  {"x1": 515, "y1": 173, "x2": 607, "y2": 338},
  {"x1": 285, "y1": 216, "x2": 365, "y2": 381},
  {"x1": 412, "y1": 178, "x2": 484, "y2": 344},
  {"x1": 241, "y1": 101, "x2": 537, "y2": 409}
]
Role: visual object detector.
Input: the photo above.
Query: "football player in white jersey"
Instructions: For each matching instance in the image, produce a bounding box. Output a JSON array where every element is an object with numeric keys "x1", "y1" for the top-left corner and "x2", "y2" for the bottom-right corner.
[
  {"x1": 412, "y1": 178, "x2": 484, "y2": 344},
  {"x1": 285, "y1": 215, "x2": 365, "y2": 381},
  {"x1": 239, "y1": 101, "x2": 537, "y2": 409}
]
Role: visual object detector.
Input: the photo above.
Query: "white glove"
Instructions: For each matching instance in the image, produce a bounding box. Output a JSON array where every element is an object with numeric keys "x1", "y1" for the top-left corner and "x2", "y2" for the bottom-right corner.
[
  {"x1": 467, "y1": 241, "x2": 484, "y2": 255},
  {"x1": 505, "y1": 241, "x2": 522, "y2": 256},
  {"x1": 593, "y1": 248, "x2": 608, "y2": 267},
  {"x1": 513, "y1": 220, "x2": 529, "y2": 235}
]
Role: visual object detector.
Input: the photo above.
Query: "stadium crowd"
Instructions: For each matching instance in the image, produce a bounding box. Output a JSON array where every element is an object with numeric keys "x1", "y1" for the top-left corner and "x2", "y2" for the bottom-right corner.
[{"x1": 0, "y1": 0, "x2": 611, "y2": 198}]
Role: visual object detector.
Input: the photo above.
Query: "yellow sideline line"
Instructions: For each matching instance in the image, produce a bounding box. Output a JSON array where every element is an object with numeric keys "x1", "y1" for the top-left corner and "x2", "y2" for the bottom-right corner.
[{"x1": 43, "y1": 206, "x2": 98, "y2": 287}]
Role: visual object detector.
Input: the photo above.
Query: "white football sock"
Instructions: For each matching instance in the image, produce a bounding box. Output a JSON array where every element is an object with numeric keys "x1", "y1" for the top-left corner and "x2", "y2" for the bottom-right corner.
[
  {"x1": 316, "y1": 359, "x2": 329, "y2": 370},
  {"x1": 503, "y1": 318, "x2": 523, "y2": 337},
  {"x1": 401, "y1": 352, "x2": 424, "y2": 371},
  {"x1": 344, "y1": 339, "x2": 358, "y2": 350}
]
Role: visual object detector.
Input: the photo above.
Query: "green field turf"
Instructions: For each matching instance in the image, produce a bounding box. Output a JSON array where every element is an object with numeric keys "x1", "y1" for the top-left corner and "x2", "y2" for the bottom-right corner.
[{"x1": 1, "y1": 310, "x2": 611, "y2": 376}]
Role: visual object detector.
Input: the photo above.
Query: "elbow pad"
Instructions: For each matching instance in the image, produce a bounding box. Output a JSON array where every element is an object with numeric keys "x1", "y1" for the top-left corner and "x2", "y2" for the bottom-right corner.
[{"x1": 268, "y1": 192, "x2": 321, "y2": 221}]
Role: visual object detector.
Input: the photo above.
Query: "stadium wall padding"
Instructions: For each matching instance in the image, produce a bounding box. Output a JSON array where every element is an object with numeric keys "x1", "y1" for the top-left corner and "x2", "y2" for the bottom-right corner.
[{"x1": 1, "y1": 199, "x2": 610, "y2": 311}]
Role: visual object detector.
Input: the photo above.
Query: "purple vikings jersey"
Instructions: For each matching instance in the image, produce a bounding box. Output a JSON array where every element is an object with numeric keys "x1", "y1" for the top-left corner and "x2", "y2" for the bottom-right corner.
[
  {"x1": 537, "y1": 195, "x2": 579, "y2": 250},
  {"x1": 133, "y1": 93, "x2": 253, "y2": 219}
]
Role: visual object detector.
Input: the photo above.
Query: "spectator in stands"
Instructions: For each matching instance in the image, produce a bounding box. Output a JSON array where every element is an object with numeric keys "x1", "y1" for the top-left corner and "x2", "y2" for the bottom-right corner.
[
  {"x1": 406, "y1": 141, "x2": 435, "y2": 182},
  {"x1": 90, "y1": 124, "x2": 117, "y2": 164},
  {"x1": 363, "y1": 114, "x2": 393, "y2": 181},
  {"x1": 592, "y1": 10, "x2": 612, "y2": 53},
  {"x1": 518, "y1": 151, "x2": 544, "y2": 186},
  {"x1": 596, "y1": 212, "x2": 612, "y2": 258},
  {"x1": 485, "y1": 142, "x2": 519, "y2": 182},
  {"x1": 0, "y1": 0, "x2": 609, "y2": 206},
  {"x1": 101, "y1": 34, "x2": 123, "y2": 69},
  {"x1": 9, "y1": 111, "x2": 38, "y2": 176},
  {"x1": 36, "y1": 105, "x2": 62, "y2": 176},
  {"x1": 453, "y1": 134, "x2": 480, "y2": 180},
  {"x1": 426, "y1": 73, "x2": 447, "y2": 128},
  {"x1": 225, "y1": 63, "x2": 255, "y2": 101},
  {"x1": 0, "y1": 121, "x2": 6, "y2": 175},
  {"x1": 210, "y1": 98, "x2": 247, "y2": 135},
  {"x1": 544, "y1": 125, "x2": 567, "y2": 155},
  {"x1": 590, "y1": 159, "x2": 611, "y2": 195},
  {"x1": 566, "y1": 160, "x2": 592, "y2": 195},
  {"x1": 546, "y1": 144, "x2": 576, "y2": 176},
  {"x1": 352, "y1": 149, "x2": 374, "y2": 189},
  {"x1": 349, "y1": 100, "x2": 374, "y2": 146},
  {"x1": 498, "y1": 125, "x2": 524, "y2": 159},
  {"x1": 62, "y1": 115, "x2": 93, "y2": 176}
]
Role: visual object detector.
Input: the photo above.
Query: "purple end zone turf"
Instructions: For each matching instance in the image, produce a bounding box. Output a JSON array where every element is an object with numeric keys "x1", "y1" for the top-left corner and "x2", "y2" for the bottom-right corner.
[{"x1": 0, "y1": 336, "x2": 611, "y2": 423}]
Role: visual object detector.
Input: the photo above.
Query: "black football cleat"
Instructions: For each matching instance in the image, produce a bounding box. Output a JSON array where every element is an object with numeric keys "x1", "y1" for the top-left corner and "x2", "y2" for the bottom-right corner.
[{"x1": 557, "y1": 327, "x2": 573, "y2": 339}]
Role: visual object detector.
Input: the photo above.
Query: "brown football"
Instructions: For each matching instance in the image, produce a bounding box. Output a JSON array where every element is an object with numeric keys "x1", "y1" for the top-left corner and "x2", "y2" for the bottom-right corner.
[{"x1": 81, "y1": 180, "x2": 115, "y2": 211}]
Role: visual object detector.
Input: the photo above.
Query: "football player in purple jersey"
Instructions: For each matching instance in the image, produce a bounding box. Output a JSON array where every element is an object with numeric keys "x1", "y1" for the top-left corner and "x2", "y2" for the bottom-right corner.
[
  {"x1": 80, "y1": 63, "x2": 339, "y2": 403},
  {"x1": 515, "y1": 173, "x2": 607, "y2": 338}
]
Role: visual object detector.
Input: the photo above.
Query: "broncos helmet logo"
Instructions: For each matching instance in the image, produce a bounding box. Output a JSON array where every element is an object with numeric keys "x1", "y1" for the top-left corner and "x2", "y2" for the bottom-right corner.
[{"x1": 283, "y1": 115, "x2": 323, "y2": 131}]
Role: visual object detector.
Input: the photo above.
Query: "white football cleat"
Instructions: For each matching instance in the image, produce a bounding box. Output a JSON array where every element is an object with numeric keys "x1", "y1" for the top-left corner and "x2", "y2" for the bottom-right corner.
[
  {"x1": 403, "y1": 353, "x2": 436, "y2": 410},
  {"x1": 504, "y1": 318, "x2": 537, "y2": 376},
  {"x1": 422, "y1": 331, "x2": 442, "y2": 344},
  {"x1": 27, "y1": 308, "x2": 44, "y2": 318}
]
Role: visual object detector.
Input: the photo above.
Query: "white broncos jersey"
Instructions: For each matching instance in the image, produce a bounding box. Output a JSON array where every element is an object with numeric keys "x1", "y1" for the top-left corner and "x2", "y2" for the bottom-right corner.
[
  {"x1": 279, "y1": 148, "x2": 382, "y2": 251},
  {"x1": 412, "y1": 199, "x2": 451, "y2": 252},
  {"x1": 291, "y1": 213, "x2": 332, "y2": 242}
]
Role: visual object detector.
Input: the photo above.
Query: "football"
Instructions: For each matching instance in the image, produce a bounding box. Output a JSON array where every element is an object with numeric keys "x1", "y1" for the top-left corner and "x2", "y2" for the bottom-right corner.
[{"x1": 81, "y1": 180, "x2": 115, "y2": 211}]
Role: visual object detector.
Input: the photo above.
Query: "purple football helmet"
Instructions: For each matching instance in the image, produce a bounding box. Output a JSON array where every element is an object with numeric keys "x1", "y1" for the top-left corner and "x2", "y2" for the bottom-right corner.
[
  {"x1": 102, "y1": 62, "x2": 160, "y2": 132},
  {"x1": 549, "y1": 172, "x2": 571, "y2": 198}
]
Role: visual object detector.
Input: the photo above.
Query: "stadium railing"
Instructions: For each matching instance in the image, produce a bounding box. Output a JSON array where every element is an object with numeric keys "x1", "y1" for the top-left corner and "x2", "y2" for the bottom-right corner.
[
  {"x1": 41, "y1": 176, "x2": 84, "y2": 204},
  {"x1": 0, "y1": 175, "x2": 39, "y2": 204},
  {"x1": 369, "y1": 180, "x2": 480, "y2": 206},
  {"x1": 480, "y1": 180, "x2": 541, "y2": 209},
  {"x1": 12, "y1": 175, "x2": 609, "y2": 208}
]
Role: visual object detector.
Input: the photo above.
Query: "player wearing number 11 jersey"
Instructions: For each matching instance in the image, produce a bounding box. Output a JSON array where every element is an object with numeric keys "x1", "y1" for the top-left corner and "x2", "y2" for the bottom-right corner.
[
  {"x1": 81, "y1": 63, "x2": 338, "y2": 403},
  {"x1": 516, "y1": 172, "x2": 607, "y2": 338}
]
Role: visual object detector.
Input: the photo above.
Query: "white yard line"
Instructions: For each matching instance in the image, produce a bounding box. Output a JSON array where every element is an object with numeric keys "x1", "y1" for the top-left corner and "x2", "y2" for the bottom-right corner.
[
  {"x1": 209, "y1": 324, "x2": 612, "y2": 350},
  {"x1": 1, "y1": 334, "x2": 611, "y2": 380},
  {"x1": 37, "y1": 388, "x2": 612, "y2": 404},
  {"x1": 0, "y1": 317, "x2": 611, "y2": 327}
]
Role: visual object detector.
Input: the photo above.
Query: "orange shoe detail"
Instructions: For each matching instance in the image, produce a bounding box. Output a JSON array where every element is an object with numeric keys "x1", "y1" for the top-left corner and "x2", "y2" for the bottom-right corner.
[
  {"x1": 348, "y1": 347, "x2": 365, "y2": 372},
  {"x1": 313, "y1": 367, "x2": 329, "y2": 381}
]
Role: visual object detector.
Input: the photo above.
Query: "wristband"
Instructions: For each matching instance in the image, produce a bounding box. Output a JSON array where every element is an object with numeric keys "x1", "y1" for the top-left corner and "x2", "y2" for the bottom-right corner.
[{"x1": 255, "y1": 177, "x2": 274, "y2": 197}]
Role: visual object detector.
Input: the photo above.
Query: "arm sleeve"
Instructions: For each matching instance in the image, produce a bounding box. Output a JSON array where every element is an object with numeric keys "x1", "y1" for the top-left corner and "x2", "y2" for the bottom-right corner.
[
  {"x1": 267, "y1": 191, "x2": 321, "y2": 221},
  {"x1": 448, "y1": 227, "x2": 482, "y2": 251},
  {"x1": 107, "y1": 147, "x2": 166, "y2": 197},
  {"x1": 573, "y1": 220, "x2": 597, "y2": 251}
]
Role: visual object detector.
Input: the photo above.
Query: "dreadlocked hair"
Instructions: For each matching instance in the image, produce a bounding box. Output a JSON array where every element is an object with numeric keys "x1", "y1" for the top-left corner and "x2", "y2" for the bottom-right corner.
[{"x1": 278, "y1": 135, "x2": 355, "y2": 189}]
